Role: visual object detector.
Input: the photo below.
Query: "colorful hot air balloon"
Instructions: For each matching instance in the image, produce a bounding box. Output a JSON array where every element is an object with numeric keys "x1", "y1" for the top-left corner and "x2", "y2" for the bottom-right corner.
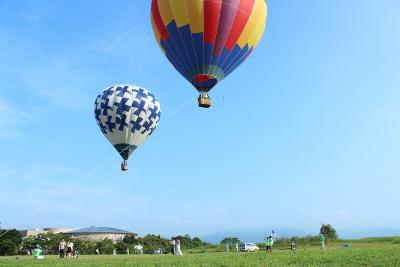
[
  {"x1": 151, "y1": 0, "x2": 267, "y2": 108},
  {"x1": 94, "y1": 84, "x2": 161, "y2": 171}
]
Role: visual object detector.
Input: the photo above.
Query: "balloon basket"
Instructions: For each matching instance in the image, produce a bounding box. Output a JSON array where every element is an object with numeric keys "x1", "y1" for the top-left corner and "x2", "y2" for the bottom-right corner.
[
  {"x1": 121, "y1": 162, "x2": 128, "y2": 171},
  {"x1": 198, "y1": 95, "x2": 212, "y2": 108}
]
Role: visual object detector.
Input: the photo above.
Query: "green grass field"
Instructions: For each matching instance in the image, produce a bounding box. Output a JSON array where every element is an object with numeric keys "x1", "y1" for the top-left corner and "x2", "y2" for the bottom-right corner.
[{"x1": 1, "y1": 243, "x2": 399, "y2": 267}]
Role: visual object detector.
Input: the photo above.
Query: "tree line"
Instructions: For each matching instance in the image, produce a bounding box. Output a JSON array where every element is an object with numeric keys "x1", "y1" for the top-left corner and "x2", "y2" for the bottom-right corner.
[
  {"x1": 0, "y1": 230, "x2": 211, "y2": 256},
  {"x1": 0, "y1": 224, "x2": 338, "y2": 256}
]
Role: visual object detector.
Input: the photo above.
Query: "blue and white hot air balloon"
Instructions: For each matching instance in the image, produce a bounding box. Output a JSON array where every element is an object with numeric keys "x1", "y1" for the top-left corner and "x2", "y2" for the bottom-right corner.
[{"x1": 94, "y1": 84, "x2": 161, "y2": 171}]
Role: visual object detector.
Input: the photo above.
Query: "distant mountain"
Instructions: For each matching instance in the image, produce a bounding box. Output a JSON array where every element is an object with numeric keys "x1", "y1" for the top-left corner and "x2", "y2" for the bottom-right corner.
[
  {"x1": 338, "y1": 227, "x2": 400, "y2": 239},
  {"x1": 201, "y1": 227, "x2": 311, "y2": 244},
  {"x1": 201, "y1": 227, "x2": 400, "y2": 244}
]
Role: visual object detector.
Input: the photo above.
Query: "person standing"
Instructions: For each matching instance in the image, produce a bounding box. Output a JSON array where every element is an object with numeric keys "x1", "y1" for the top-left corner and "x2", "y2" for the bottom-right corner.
[
  {"x1": 96, "y1": 248, "x2": 100, "y2": 255},
  {"x1": 59, "y1": 239, "x2": 66, "y2": 258},
  {"x1": 66, "y1": 241, "x2": 73, "y2": 259},
  {"x1": 290, "y1": 240, "x2": 296, "y2": 252},
  {"x1": 175, "y1": 238, "x2": 183, "y2": 256},
  {"x1": 235, "y1": 241, "x2": 239, "y2": 255},
  {"x1": 267, "y1": 236, "x2": 273, "y2": 252},
  {"x1": 170, "y1": 238, "x2": 176, "y2": 255},
  {"x1": 226, "y1": 242, "x2": 229, "y2": 254},
  {"x1": 320, "y1": 234, "x2": 325, "y2": 250},
  {"x1": 265, "y1": 236, "x2": 270, "y2": 252}
]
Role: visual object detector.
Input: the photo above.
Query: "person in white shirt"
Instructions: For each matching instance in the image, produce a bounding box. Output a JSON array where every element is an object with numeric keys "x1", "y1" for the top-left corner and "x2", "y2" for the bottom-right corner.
[
  {"x1": 66, "y1": 241, "x2": 73, "y2": 259},
  {"x1": 59, "y1": 239, "x2": 66, "y2": 258},
  {"x1": 235, "y1": 241, "x2": 239, "y2": 255}
]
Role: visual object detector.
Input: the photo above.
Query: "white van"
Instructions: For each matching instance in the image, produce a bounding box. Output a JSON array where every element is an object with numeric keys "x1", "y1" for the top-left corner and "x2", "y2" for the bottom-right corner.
[{"x1": 240, "y1": 243, "x2": 259, "y2": 252}]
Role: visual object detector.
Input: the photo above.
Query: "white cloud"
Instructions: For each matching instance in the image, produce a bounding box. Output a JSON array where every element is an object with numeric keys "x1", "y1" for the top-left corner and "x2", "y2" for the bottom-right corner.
[
  {"x1": 0, "y1": 10, "x2": 155, "y2": 111},
  {"x1": 0, "y1": 164, "x2": 84, "y2": 228},
  {"x1": 90, "y1": 9, "x2": 156, "y2": 82},
  {"x1": 94, "y1": 24, "x2": 153, "y2": 63},
  {"x1": 16, "y1": 0, "x2": 57, "y2": 23},
  {"x1": 0, "y1": 98, "x2": 31, "y2": 139},
  {"x1": 20, "y1": 57, "x2": 95, "y2": 111}
]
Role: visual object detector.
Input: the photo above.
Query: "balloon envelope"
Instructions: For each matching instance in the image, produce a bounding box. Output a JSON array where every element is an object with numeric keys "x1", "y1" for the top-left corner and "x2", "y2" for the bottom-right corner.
[
  {"x1": 94, "y1": 84, "x2": 161, "y2": 161},
  {"x1": 151, "y1": 0, "x2": 267, "y2": 93}
]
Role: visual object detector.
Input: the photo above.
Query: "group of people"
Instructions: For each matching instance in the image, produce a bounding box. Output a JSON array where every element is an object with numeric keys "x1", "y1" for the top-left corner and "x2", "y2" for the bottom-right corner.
[
  {"x1": 169, "y1": 238, "x2": 183, "y2": 256},
  {"x1": 33, "y1": 233, "x2": 326, "y2": 259},
  {"x1": 31, "y1": 239, "x2": 75, "y2": 260},
  {"x1": 264, "y1": 233, "x2": 326, "y2": 252},
  {"x1": 265, "y1": 236, "x2": 274, "y2": 252},
  {"x1": 59, "y1": 239, "x2": 77, "y2": 259}
]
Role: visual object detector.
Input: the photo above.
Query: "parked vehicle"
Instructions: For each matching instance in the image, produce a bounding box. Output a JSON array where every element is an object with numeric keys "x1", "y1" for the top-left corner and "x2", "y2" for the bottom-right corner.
[{"x1": 240, "y1": 243, "x2": 259, "y2": 252}]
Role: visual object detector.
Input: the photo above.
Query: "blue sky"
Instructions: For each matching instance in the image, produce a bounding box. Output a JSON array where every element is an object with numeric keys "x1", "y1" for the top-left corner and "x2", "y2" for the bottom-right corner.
[{"x1": 1, "y1": 0, "x2": 399, "y2": 241}]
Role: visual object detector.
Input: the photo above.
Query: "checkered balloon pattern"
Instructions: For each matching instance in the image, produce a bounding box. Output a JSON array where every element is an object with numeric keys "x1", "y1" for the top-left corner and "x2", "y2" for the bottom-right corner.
[{"x1": 94, "y1": 84, "x2": 161, "y2": 160}]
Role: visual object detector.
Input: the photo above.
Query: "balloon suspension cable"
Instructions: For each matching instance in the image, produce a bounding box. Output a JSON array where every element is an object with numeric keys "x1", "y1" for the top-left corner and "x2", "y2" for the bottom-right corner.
[{"x1": 200, "y1": 91, "x2": 209, "y2": 98}]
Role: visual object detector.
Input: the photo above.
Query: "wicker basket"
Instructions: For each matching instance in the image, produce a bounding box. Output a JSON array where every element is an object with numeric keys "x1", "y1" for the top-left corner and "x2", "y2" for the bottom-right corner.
[
  {"x1": 121, "y1": 162, "x2": 129, "y2": 171},
  {"x1": 198, "y1": 96, "x2": 212, "y2": 108}
]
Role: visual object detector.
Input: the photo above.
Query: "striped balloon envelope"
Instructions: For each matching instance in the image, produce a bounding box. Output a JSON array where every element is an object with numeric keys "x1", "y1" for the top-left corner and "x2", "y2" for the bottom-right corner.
[{"x1": 151, "y1": 0, "x2": 267, "y2": 107}]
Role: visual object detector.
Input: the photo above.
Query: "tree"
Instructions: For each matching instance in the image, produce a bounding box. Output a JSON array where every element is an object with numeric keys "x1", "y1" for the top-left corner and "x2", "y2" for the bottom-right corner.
[
  {"x1": 96, "y1": 238, "x2": 115, "y2": 254},
  {"x1": 123, "y1": 233, "x2": 139, "y2": 244},
  {"x1": 72, "y1": 239, "x2": 96, "y2": 255},
  {"x1": 191, "y1": 237, "x2": 208, "y2": 248},
  {"x1": 220, "y1": 237, "x2": 240, "y2": 244},
  {"x1": 0, "y1": 229, "x2": 22, "y2": 256},
  {"x1": 115, "y1": 241, "x2": 137, "y2": 254},
  {"x1": 21, "y1": 233, "x2": 67, "y2": 255},
  {"x1": 320, "y1": 224, "x2": 338, "y2": 240},
  {"x1": 139, "y1": 234, "x2": 169, "y2": 254}
]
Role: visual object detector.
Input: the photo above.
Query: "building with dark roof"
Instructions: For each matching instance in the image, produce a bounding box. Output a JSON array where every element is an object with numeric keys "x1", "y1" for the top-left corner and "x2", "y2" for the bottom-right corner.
[{"x1": 63, "y1": 226, "x2": 133, "y2": 242}]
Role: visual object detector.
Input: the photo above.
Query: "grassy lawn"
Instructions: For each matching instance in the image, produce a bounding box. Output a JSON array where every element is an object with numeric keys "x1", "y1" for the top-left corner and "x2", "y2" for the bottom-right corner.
[{"x1": 0, "y1": 244, "x2": 399, "y2": 267}]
